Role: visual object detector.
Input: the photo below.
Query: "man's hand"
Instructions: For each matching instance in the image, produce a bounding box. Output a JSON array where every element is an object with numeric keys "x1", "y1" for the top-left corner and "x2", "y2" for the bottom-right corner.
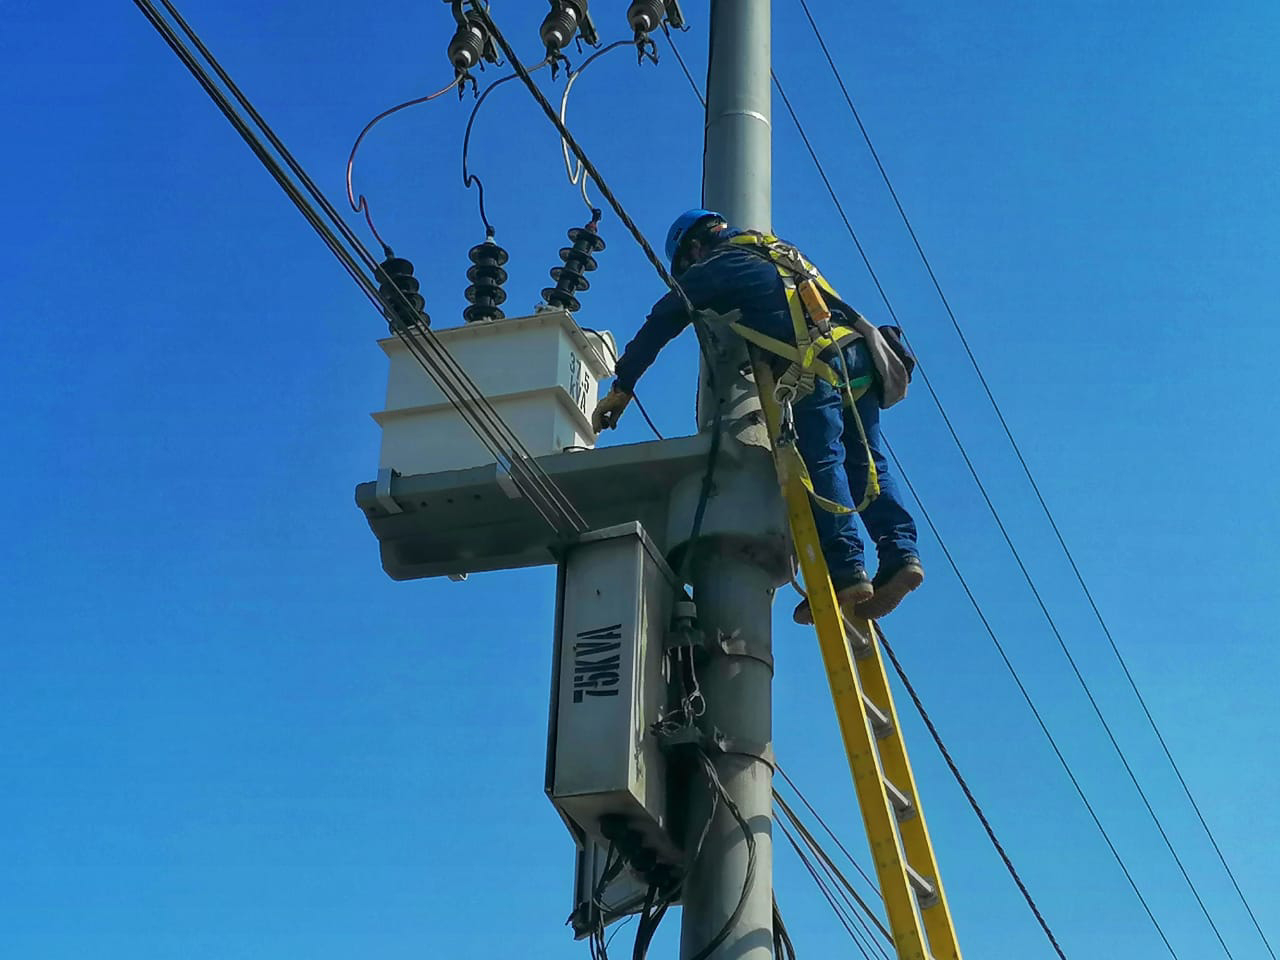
[{"x1": 591, "y1": 385, "x2": 632, "y2": 433}]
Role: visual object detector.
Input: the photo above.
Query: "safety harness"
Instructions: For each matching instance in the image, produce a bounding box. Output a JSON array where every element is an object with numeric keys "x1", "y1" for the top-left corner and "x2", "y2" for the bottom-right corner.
[{"x1": 721, "y1": 231, "x2": 880, "y2": 513}]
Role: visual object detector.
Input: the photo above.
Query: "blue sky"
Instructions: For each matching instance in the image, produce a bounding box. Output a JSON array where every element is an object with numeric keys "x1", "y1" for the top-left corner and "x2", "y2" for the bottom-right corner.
[{"x1": 2, "y1": 1, "x2": 1278, "y2": 958}]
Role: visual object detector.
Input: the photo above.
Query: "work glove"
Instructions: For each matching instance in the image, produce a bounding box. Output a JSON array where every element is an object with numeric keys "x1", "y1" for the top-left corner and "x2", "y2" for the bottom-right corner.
[{"x1": 591, "y1": 385, "x2": 632, "y2": 433}]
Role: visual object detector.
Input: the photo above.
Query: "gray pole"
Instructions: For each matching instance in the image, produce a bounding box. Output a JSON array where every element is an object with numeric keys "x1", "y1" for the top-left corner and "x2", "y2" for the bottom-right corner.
[{"x1": 680, "y1": 3, "x2": 776, "y2": 959}]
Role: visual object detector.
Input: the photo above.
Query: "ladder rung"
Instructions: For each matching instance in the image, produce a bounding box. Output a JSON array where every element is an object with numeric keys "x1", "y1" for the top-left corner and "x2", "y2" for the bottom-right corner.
[
  {"x1": 906, "y1": 863, "x2": 940, "y2": 909},
  {"x1": 863, "y1": 694, "x2": 893, "y2": 738},
  {"x1": 883, "y1": 776, "x2": 916, "y2": 822},
  {"x1": 844, "y1": 615, "x2": 874, "y2": 659}
]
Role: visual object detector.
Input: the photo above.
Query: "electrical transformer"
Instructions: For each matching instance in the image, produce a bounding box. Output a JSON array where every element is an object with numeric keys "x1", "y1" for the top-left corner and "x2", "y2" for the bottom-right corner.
[{"x1": 546, "y1": 522, "x2": 682, "y2": 886}]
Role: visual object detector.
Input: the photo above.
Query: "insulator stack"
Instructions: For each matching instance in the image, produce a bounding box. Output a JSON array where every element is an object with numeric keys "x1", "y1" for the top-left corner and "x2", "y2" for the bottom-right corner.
[
  {"x1": 541, "y1": 0, "x2": 597, "y2": 57},
  {"x1": 447, "y1": 18, "x2": 487, "y2": 73},
  {"x1": 463, "y1": 234, "x2": 509, "y2": 323},
  {"x1": 627, "y1": 0, "x2": 665, "y2": 36},
  {"x1": 542, "y1": 216, "x2": 606, "y2": 313},
  {"x1": 378, "y1": 255, "x2": 430, "y2": 330}
]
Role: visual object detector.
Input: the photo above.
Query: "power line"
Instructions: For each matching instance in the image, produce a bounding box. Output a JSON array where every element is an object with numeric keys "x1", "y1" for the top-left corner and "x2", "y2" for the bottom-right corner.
[
  {"x1": 792, "y1": 4, "x2": 1275, "y2": 952},
  {"x1": 873, "y1": 626, "x2": 1070, "y2": 960},
  {"x1": 880, "y1": 434, "x2": 1181, "y2": 959},
  {"x1": 135, "y1": 0, "x2": 588, "y2": 540},
  {"x1": 772, "y1": 57, "x2": 1238, "y2": 957},
  {"x1": 346, "y1": 77, "x2": 457, "y2": 253},
  {"x1": 659, "y1": 30, "x2": 1153, "y2": 956},
  {"x1": 772, "y1": 786, "x2": 893, "y2": 956}
]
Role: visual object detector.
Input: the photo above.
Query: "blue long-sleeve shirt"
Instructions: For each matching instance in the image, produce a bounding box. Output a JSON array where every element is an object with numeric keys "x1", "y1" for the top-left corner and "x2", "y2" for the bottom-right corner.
[{"x1": 612, "y1": 233, "x2": 860, "y2": 394}]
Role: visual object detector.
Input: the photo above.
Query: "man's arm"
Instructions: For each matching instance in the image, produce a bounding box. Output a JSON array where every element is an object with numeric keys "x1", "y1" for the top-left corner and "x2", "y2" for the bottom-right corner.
[{"x1": 611, "y1": 288, "x2": 692, "y2": 394}]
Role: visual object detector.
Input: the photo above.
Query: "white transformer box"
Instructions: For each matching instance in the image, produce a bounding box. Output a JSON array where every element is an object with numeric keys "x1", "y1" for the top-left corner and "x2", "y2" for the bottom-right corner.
[{"x1": 372, "y1": 309, "x2": 615, "y2": 477}]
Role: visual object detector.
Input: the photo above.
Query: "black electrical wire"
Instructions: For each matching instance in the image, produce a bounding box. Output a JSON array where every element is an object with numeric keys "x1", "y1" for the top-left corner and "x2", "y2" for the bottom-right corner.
[
  {"x1": 774, "y1": 766, "x2": 881, "y2": 900},
  {"x1": 661, "y1": 23, "x2": 705, "y2": 109},
  {"x1": 151, "y1": 4, "x2": 580, "y2": 540},
  {"x1": 462, "y1": 65, "x2": 550, "y2": 236},
  {"x1": 775, "y1": 814, "x2": 878, "y2": 960},
  {"x1": 346, "y1": 77, "x2": 458, "y2": 254},
  {"x1": 579, "y1": 327, "x2": 664, "y2": 440},
  {"x1": 559, "y1": 39, "x2": 634, "y2": 211},
  {"x1": 146, "y1": 0, "x2": 586, "y2": 540},
  {"x1": 795, "y1": 5, "x2": 1275, "y2": 955},
  {"x1": 772, "y1": 895, "x2": 797, "y2": 960},
  {"x1": 878, "y1": 434, "x2": 1179, "y2": 959},
  {"x1": 473, "y1": 6, "x2": 693, "y2": 315},
  {"x1": 772, "y1": 789, "x2": 893, "y2": 956},
  {"x1": 472, "y1": 3, "x2": 725, "y2": 586},
  {"x1": 136, "y1": 0, "x2": 589, "y2": 540},
  {"x1": 774, "y1": 58, "x2": 1236, "y2": 957},
  {"x1": 685, "y1": 749, "x2": 758, "y2": 960},
  {"x1": 872, "y1": 625, "x2": 1071, "y2": 960}
]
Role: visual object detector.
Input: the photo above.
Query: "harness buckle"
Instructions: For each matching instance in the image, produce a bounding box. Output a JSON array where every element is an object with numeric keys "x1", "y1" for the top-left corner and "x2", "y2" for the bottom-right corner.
[{"x1": 775, "y1": 385, "x2": 797, "y2": 446}]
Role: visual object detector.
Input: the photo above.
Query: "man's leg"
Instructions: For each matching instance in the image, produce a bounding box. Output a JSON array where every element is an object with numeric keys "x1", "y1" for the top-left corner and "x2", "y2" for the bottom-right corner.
[
  {"x1": 790, "y1": 379, "x2": 872, "y2": 624},
  {"x1": 842, "y1": 347, "x2": 923, "y2": 619}
]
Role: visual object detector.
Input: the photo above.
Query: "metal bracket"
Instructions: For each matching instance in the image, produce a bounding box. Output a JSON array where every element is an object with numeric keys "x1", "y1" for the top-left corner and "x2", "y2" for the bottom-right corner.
[
  {"x1": 709, "y1": 729, "x2": 776, "y2": 770},
  {"x1": 494, "y1": 456, "x2": 522, "y2": 500},
  {"x1": 712, "y1": 629, "x2": 774, "y2": 671},
  {"x1": 654, "y1": 723, "x2": 775, "y2": 771},
  {"x1": 375, "y1": 467, "x2": 404, "y2": 515}
]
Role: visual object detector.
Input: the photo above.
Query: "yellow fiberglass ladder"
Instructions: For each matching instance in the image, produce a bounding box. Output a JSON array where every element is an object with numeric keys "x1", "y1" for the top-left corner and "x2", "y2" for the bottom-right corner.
[{"x1": 753, "y1": 356, "x2": 963, "y2": 960}]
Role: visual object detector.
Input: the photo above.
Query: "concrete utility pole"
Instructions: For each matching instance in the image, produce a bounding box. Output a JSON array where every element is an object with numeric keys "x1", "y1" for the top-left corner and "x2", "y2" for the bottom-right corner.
[{"x1": 680, "y1": 3, "x2": 777, "y2": 958}]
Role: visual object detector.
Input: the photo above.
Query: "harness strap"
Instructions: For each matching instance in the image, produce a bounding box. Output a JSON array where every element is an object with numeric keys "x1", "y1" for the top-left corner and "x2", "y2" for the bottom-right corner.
[{"x1": 725, "y1": 231, "x2": 882, "y2": 513}]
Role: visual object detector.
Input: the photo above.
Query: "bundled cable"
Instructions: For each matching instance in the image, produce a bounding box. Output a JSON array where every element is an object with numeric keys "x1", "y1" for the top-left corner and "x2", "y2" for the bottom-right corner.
[{"x1": 134, "y1": 0, "x2": 587, "y2": 540}]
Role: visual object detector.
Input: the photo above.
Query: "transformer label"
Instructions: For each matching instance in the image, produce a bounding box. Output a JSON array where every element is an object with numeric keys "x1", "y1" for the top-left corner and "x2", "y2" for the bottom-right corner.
[
  {"x1": 567, "y1": 352, "x2": 592, "y2": 415},
  {"x1": 572, "y1": 623, "x2": 623, "y2": 702}
]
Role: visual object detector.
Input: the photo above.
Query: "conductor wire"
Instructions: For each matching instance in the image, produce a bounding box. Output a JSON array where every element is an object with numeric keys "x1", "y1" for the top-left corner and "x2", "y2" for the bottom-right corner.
[
  {"x1": 345, "y1": 78, "x2": 458, "y2": 254},
  {"x1": 462, "y1": 61, "x2": 551, "y2": 236},
  {"x1": 560, "y1": 39, "x2": 633, "y2": 209}
]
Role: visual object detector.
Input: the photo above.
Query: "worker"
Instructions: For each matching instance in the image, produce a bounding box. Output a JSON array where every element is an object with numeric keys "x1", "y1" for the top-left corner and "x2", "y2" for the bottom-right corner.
[{"x1": 591, "y1": 209, "x2": 923, "y2": 622}]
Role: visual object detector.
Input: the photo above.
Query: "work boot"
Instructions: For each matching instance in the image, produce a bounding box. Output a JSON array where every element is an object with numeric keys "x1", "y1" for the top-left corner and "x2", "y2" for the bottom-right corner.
[
  {"x1": 793, "y1": 570, "x2": 874, "y2": 626},
  {"x1": 856, "y1": 558, "x2": 924, "y2": 620}
]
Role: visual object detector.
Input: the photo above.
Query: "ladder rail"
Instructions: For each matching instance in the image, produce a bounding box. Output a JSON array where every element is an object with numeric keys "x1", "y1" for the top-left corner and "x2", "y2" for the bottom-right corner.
[
  {"x1": 753, "y1": 356, "x2": 962, "y2": 960},
  {"x1": 853, "y1": 619, "x2": 962, "y2": 959},
  {"x1": 753, "y1": 358, "x2": 933, "y2": 960}
]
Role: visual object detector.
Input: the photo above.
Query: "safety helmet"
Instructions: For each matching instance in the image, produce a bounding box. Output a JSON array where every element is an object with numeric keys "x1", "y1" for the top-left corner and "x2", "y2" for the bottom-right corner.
[{"x1": 664, "y1": 208, "x2": 726, "y2": 269}]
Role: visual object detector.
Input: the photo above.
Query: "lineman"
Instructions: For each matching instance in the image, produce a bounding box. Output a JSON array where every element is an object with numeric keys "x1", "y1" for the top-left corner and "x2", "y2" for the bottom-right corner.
[{"x1": 591, "y1": 209, "x2": 923, "y2": 622}]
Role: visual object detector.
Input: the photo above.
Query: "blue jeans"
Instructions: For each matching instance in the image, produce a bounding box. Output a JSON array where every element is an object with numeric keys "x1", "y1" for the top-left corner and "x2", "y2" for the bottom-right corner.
[{"x1": 792, "y1": 341, "x2": 918, "y2": 578}]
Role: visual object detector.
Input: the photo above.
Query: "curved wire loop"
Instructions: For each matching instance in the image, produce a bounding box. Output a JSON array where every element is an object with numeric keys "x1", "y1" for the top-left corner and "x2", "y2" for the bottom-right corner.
[
  {"x1": 461, "y1": 59, "x2": 551, "y2": 236},
  {"x1": 559, "y1": 39, "x2": 633, "y2": 211},
  {"x1": 346, "y1": 77, "x2": 459, "y2": 253}
]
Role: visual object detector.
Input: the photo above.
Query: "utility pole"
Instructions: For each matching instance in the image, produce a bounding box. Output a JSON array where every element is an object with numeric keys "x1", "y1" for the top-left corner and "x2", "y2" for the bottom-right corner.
[{"x1": 680, "y1": 2, "x2": 777, "y2": 958}]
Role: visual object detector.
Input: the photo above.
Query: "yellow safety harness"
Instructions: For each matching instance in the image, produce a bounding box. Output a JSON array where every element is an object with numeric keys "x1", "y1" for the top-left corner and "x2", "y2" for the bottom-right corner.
[{"x1": 723, "y1": 232, "x2": 880, "y2": 513}]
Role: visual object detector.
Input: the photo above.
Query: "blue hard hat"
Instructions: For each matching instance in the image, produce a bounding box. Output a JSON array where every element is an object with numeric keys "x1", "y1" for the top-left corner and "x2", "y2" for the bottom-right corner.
[{"x1": 665, "y1": 208, "x2": 725, "y2": 267}]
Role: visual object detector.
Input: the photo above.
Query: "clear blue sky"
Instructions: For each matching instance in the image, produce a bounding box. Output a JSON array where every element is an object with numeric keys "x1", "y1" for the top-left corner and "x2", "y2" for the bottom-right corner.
[{"x1": 2, "y1": 1, "x2": 1277, "y2": 958}]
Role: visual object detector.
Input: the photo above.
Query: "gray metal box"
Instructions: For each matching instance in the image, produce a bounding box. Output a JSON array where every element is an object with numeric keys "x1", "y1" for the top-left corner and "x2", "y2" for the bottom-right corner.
[{"x1": 546, "y1": 522, "x2": 680, "y2": 863}]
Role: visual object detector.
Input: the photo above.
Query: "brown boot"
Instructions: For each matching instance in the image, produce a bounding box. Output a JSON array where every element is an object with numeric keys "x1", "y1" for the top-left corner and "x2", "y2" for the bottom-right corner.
[
  {"x1": 856, "y1": 559, "x2": 924, "y2": 620},
  {"x1": 793, "y1": 571, "x2": 874, "y2": 625}
]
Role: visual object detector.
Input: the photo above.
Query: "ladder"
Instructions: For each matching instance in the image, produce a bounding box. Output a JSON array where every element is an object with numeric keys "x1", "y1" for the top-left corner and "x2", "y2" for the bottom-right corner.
[{"x1": 753, "y1": 357, "x2": 962, "y2": 960}]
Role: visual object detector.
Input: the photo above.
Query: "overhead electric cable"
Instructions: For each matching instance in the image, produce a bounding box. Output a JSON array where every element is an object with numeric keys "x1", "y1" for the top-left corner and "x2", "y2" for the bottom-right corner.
[
  {"x1": 143, "y1": 0, "x2": 586, "y2": 537},
  {"x1": 775, "y1": 810, "x2": 880, "y2": 960},
  {"x1": 560, "y1": 39, "x2": 634, "y2": 210},
  {"x1": 462, "y1": 65, "x2": 552, "y2": 236},
  {"x1": 472, "y1": 6, "x2": 693, "y2": 315},
  {"x1": 135, "y1": 0, "x2": 587, "y2": 539},
  {"x1": 775, "y1": 765, "x2": 880, "y2": 899},
  {"x1": 793, "y1": 6, "x2": 1275, "y2": 952},
  {"x1": 878, "y1": 434, "x2": 1180, "y2": 959},
  {"x1": 661, "y1": 24, "x2": 706, "y2": 109},
  {"x1": 346, "y1": 78, "x2": 458, "y2": 253},
  {"x1": 773, "y1": 61, "x2": 1236, "y2": 957},
  {"x1": 773, "y1": 788, "x2": 893, "y2": 956},
  {"x1": 872, "y1": 626, "x2": 1071, "y2": 960},
  {"x1": 469, "y1": 5, "x2": 726, "y2": 585}
]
